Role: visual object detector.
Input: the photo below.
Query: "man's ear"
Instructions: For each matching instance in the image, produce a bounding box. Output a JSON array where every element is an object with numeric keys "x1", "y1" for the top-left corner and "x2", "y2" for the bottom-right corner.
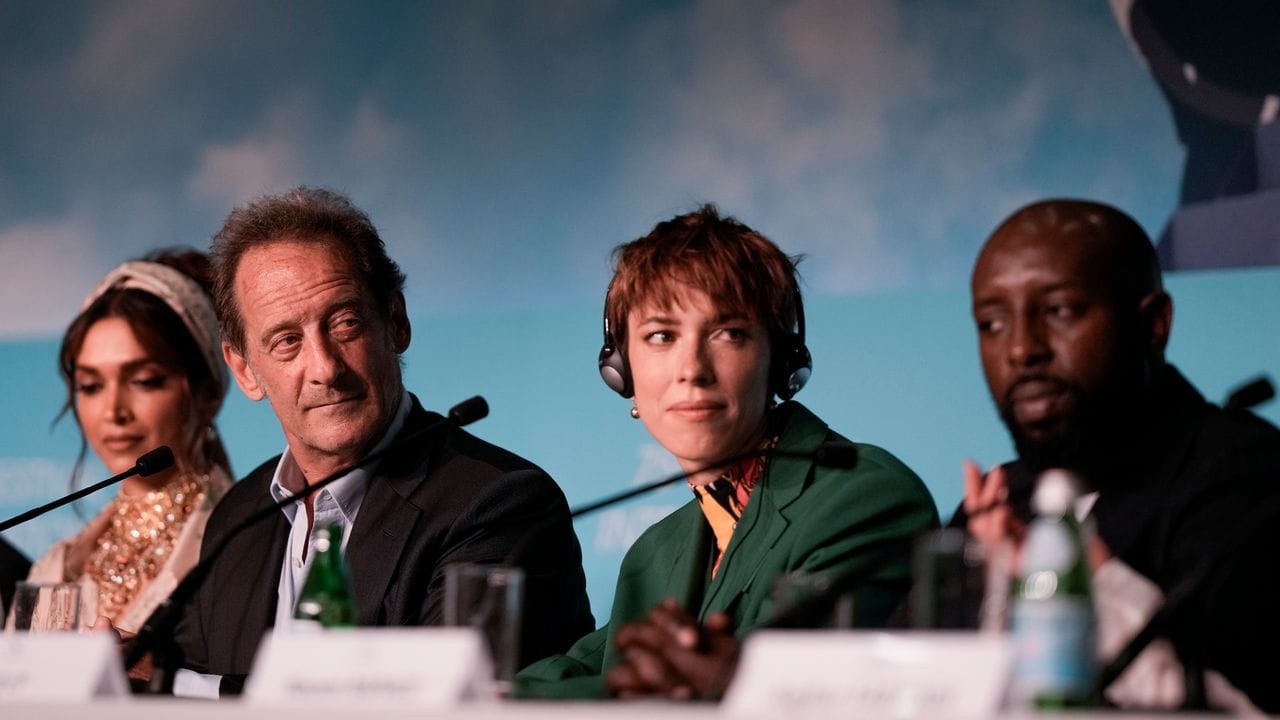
[
  {"x1": 1139, "y1": 291, "x2": 1173, "y2": 358},
  {"x1": 389, "y1": 292, "x2": 411, "y2": 353},
  {"x1": 224, "y1": 341, "x2": 265, "y2": 401}
]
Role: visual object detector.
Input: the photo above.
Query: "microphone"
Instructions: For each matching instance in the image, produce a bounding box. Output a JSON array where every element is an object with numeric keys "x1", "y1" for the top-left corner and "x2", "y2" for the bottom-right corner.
[
  {"x1": 448, "y1": 395, "x2": 489, "y2": 425},
  {"x1": 1224, "y1": 375, "x2": 1275, "y2": 411},
  {"x1": 0, "y1": 445, "x2": 175, "y2": 533},
  {"x1": 567, "y1": 443, "x2": 860, "y2": 519},
  {"x1": 123, "y1": 396, "x2": 488, "y2": 684},
  {"x1": 135, "y1": 446, "x2": 176, "y2": 477}
]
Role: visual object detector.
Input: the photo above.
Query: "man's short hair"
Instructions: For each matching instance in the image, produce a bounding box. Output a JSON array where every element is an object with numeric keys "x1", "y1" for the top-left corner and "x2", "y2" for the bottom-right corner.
[
  {"x1": 605, "y1": 203, "x2": 802, "y2": 352},
  {"x1": 211, "y1": 187, "x2": 407, "y2": 352}
]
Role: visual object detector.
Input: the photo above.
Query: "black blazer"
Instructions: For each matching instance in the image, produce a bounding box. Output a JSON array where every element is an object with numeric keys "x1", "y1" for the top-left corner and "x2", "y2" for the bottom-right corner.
[{"x1": 175, "y1": 395, "x2": 593, "y2": 691}]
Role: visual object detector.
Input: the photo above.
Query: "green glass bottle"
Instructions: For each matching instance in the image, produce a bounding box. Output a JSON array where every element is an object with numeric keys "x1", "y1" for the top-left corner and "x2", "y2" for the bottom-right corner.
[{"x1": 293, "y1": 523, "x2": 357, "y2": 629}]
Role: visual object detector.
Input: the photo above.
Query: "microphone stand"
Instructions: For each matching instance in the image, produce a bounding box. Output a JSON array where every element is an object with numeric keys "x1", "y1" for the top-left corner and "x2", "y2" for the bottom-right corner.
[
  {"x1": 497, "y1": 444, "x2": 860, "y2": 568},
  {"x1": 126, "y1": 397, "x2": 489, "y2": 694},
  {"x1": 568, "y1": 444, "x2": 859, "y2": 518},
  {"x1": 0, "y1": 446, "x2": 175, "y2": 533}
]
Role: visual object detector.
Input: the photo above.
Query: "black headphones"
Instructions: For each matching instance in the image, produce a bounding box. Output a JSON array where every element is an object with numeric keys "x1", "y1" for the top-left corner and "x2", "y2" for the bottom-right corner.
[{"x1": 597, "y1": 287, "x2": 812, "y2": 401}]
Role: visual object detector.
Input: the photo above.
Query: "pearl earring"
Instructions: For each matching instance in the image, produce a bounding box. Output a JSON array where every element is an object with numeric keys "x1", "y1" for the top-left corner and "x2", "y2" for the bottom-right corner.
[{"x1": 630, "y1": 405, "x2": 640, "y2": 419}]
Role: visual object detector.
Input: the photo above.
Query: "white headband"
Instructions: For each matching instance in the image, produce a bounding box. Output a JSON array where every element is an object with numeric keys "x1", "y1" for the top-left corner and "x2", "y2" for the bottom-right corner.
[{"x1": 81, "y1": 260, "x2": 228, "y2": 397}]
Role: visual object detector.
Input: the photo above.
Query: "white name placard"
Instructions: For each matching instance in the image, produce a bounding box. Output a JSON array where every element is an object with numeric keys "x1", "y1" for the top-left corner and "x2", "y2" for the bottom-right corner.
[
  {"x1": 0, "y1": 633, "x2": 129, "y2": 701},
  {"x1": 246, "y1": 627, "x2": 494, "y2": 708},
  {"x1": 723, "y1": 631, "x2": 1013, "y2": 718}
]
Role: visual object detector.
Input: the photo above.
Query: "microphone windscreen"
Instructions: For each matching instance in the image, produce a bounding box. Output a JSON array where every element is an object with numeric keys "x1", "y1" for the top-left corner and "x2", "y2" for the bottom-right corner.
[
  {"x1": 135, "y1": 446, "x2": 176, "y2": 477},
  {"x1": 449, "y1": 396, "x2": 489, "y2": 426},
  {"x1": 813, "y1": 443, "x2": 859, "y2": 469}
]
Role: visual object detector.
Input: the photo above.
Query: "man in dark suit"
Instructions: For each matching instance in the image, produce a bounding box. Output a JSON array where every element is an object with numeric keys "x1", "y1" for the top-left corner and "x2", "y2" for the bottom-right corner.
[
  {"x1": 956, "y1": 199, "x2": 1280, "y2": 711},
  {"x1": 173, "y1": 187, "x2": 592, "y2": 696}
]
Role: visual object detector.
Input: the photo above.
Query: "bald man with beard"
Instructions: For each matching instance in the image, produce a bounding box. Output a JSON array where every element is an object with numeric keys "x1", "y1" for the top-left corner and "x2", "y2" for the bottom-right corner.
[{"x1": 955, "y1": 199, "x2": 1280, "y2": 711}]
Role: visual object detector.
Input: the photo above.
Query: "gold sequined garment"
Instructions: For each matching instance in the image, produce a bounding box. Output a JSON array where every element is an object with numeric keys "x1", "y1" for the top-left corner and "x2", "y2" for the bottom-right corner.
[{"x1": 84, "y1": 475, "x2": 204, "y2": 621}]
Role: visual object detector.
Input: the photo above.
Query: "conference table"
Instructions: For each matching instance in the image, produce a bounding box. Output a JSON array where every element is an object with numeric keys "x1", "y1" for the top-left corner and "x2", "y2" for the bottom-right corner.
[
  {"x1": 2, "y1": 699, "x2": 1216, "y2": 720},
  {"x1": 1, "y1": 629, "x2": 1235, "y2": 718}
]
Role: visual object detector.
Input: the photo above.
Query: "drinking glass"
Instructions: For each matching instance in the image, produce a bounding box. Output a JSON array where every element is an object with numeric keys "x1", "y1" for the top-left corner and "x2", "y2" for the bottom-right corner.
[
  {"x1": 11, "y1": 581, "x2": 81, "y2": 632},
  {"x1": 443, "y1": 563, "x2": 524, "y2": 696},
  {"x1": 912, "y1": 528, "x2": 1009, "y2": 631}
]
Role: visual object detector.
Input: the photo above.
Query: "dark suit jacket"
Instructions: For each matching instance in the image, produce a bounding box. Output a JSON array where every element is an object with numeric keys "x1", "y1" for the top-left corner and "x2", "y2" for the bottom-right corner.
[
  {"x1": 175, "y1": 396, "x2": 593, "y2": 692},
  {"x1": 951, "y1": 365, "x2": 1280, "y2": 711}
]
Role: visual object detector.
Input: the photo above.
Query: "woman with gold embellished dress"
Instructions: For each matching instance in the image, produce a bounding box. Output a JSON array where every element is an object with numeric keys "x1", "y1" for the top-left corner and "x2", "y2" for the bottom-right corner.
[{"x1": 23, "y1": 249, "x2": 231, "y2": 632}]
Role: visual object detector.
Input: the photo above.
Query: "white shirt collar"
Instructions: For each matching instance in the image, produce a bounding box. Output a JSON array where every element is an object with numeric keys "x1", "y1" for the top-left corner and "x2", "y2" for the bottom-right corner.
[{"x1": 268, "y1": 388, "x2": 414, "y2": 523}]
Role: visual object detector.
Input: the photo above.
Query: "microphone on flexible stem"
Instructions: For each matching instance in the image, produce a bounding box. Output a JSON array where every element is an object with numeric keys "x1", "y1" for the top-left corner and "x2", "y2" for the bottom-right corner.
[
  {"x1": 0, "y1": 446, "x2": 175, "y2": 533},
  {"x1": 446, "y1": 395, "x2": 489, "y2": 426},
  {"x1": 568, "y1": 443, "x2": 860, "y2": 519},
  {"x1": 123, "y1": 396, "x2": 488, "y2": 692},
  {"x1": 1224, "y1": 375, "x2": 1275, "y2": 411},
  {"x1": 497, "y1": 443, "x2": 861, "y2": 569}
]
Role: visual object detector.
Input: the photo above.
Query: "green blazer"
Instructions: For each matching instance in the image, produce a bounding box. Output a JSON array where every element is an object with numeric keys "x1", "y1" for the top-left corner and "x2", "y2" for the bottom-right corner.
[{"x1": 515, "y1": 402, "x2": 939, "y2": 699}]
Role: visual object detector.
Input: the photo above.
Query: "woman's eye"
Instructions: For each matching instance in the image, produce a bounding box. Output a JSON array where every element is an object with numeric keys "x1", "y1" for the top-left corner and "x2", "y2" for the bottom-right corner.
[
  {"x1": 133, "y1": 375, "x2": 168, "y2": 389},
  {"x1": 644, "y1": 330, "x2": 674, "y2": 344},
  {"x1": 76, "y1": 381, "x2": 102, "y2": 395}
]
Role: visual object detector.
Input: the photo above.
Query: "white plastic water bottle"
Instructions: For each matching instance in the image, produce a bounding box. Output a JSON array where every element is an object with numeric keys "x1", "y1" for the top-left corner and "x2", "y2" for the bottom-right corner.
[{"x1": 1009, "y1": 469, "x2": 1096, "y2": 708}]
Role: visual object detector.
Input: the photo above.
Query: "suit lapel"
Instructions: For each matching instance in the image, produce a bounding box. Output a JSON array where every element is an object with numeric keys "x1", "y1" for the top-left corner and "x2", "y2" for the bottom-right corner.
[
  {"x1": 652, "y1": 502, "x2": 711, "y2": 614},
  {"x1": 215, "y1": 489, "x2": 290, "y2": 669},
  {"x1": 700, "y1": 477, "x2": 792, "y2": 617},
  {"x1": 701, "y1": 403, "x2": 826, "y2": 617},
  {"x1": 347, "y1": 475, "x2": 424, "y2": 624},
  {"x1": 346, "y1": 403, "x2": 436, "y2": 625}
]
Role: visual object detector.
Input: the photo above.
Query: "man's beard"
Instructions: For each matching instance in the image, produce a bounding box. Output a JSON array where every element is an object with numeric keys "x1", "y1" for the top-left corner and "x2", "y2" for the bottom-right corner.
[{"x1": 999, "y1": 375, "x2": 1120, "y2": 479}]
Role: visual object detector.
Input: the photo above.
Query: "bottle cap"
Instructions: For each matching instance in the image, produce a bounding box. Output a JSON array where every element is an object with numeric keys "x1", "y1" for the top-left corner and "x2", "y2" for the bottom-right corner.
[
  {"x1": 313, "y1": 524, "x2": 340, "y2": 553},
  {"x1": 1032, "y1": 469, "x2": 1080, "y2": 516}
]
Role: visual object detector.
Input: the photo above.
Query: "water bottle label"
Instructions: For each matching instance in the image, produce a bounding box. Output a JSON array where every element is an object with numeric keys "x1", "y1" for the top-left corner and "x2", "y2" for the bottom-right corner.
[{"x1": 1010, "y1": 597, "x2": 1095, "y2": 700}]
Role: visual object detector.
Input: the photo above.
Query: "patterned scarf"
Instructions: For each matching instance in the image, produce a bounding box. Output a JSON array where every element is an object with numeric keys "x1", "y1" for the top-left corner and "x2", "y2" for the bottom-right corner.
[{"x1": 691, "y1": 434, "x2": 779, "y2": 578}]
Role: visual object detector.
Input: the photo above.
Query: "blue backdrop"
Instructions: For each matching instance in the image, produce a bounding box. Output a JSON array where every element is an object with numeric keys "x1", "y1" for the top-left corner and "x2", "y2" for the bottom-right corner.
[
  {"x1": 1, "y1": 1, "x2": 1277, "y2": 621},
  {"x1": 3, "y1": 266, "x2": 1276, "y2": 615}
]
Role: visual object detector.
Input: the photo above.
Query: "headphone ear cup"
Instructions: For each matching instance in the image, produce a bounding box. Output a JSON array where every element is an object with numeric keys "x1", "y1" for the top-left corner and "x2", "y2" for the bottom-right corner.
[
  {"x1": 772, "y1": 335, "x2": 812, "y2": 400},
  {"x1": 598, "y1": 342, "x2": 634, "y2": 398}
]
